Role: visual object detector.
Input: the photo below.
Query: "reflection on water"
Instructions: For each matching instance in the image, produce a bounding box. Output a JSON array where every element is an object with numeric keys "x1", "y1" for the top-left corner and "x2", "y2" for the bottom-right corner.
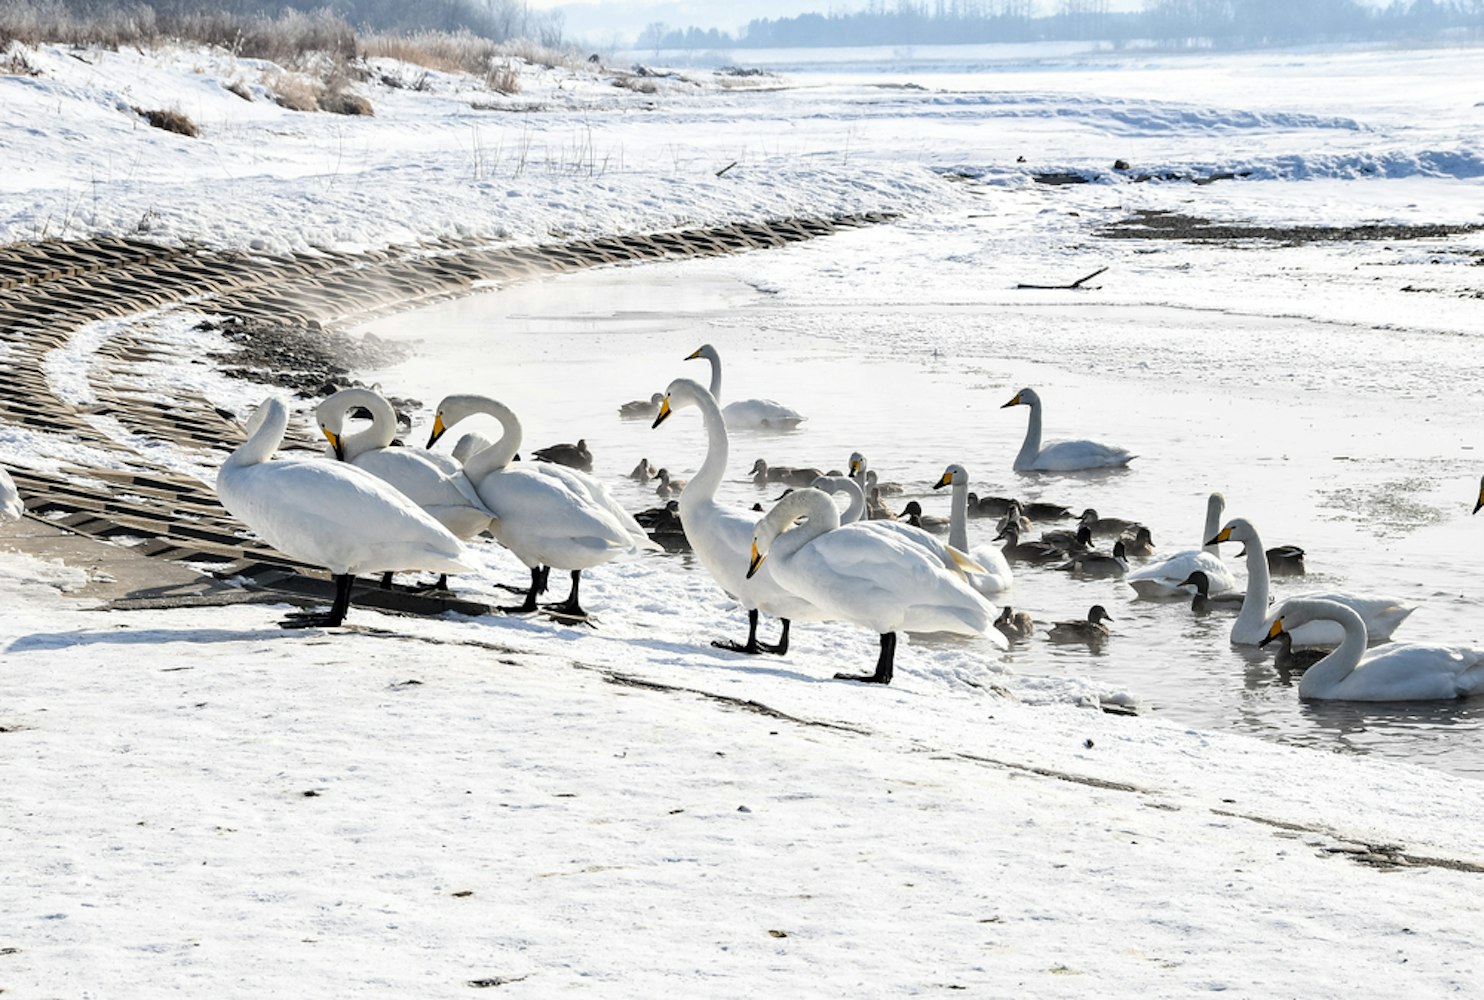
[{"x1": 357, "y1": 261, "x2": 1484, "y2": 780}]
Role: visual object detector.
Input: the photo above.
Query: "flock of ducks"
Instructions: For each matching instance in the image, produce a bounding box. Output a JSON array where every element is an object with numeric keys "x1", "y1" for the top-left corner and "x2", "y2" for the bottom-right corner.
[{"x1": 6, "y1": 340, "x2": 1484, "y2": 703}]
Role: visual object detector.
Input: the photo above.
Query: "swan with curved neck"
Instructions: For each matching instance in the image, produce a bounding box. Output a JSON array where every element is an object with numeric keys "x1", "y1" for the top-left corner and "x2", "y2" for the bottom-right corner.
[
  {"x1": 652, "y1": 377, "x2": 822, "y2": 654},
  {"x1": 1209, "y1": 517, "x2": 1413, "y2": 647},
  {"x1": 1262, "y1": 599, "x2": 1484, "y2": 701},
  {"x1": 218, "y1": 396, "x2": 471, "y2": 628},
  {"x1": 810, "y1": 475, "x2": 867, "y2": 523},
  {"x1": 932, "y1": 463, "x2": 1013, "y2": 596},
  {"x1": 428, "y1": 393, "x2": 658, "y2": 618},
  {"x1": 1126, "y1": 492, "x2": 1236, "y2": 599},
  {"x1": 685, "y1": 343, "x2": 806, "y2": 430},
  {"x1": 1001, "y1": 386, "x2": 1133, "y2": 472},
  {"x1": 747, "y1": 488, "x2": 1001, "y2": 684},
  {"x1": 318, "y1": 387, "x2": 496, "y2": 544}
]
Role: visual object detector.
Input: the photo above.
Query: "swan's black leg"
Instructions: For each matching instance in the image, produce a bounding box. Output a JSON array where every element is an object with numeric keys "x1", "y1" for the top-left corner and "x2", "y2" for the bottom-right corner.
[
  {"x1": 834, "y1": 632, "x2": 895, "y2": 684},
  {"x1": 281, "y1": 574, "x2": 355, "y2": 629},
  {"x1": 713, "y1": 608, "x2": 766, "y2": 654},
  {"x1": 499, "y1": 566, "x2": 543, "y2": 613},
  {"x1": 543, "y1": 570, "x2": 589, "y2": 622},
  {"x1": 757, "y1": 616, "x2": 791, "y2": 656},
  {"x1": 407, "y1": 573, "x2": 452, "y2": 595},
  {"x1": 379, "y1": 571, "x2": 394, "y2": 590}
]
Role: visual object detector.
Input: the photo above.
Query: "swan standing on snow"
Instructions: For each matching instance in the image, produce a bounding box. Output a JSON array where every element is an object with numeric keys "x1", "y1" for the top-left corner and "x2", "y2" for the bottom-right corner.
[
  {"x1": 1127, "y1": 492, "x2": 1237, "y2": 599},
  {"x1": 0, "y1": 466, "x2": 23, "y2": 522},
  {"x1": 652, "y1": 377, "x2": 823, "y2": 654},
  {"x1": 217, "y1": 397, "x2": 472, "y2": 628},
  {"x1": 1261, "y1": 599, "x2": 1484, "y2": 701},
  {"x1": 1001, "y1": 387, "x2": 1133, "y2": 472},
  {"x1": 686, "y1": 343, "x2": 806, "y2": 430},
  {"x1": 1208, "y1": 517, "x2": 1413, "y2": 647},
  {"x1": 427, "y1": 394, "x2": 658, "y2": 619},
  {"x1": 933, "y1": 463, "x2": 1014, "y2": 596},
  {"x1": 318, "y1": 387, "x2": 497, "y2": 540},
  {"x1": 749, "y1": 488, "x2": 1002, "y2": 684}
]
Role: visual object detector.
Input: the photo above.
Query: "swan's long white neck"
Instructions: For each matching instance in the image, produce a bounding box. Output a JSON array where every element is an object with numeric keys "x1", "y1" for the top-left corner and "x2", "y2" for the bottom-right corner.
[
  {"x1": 812, "y1": 475, "x2": 865, "y2": 523},
  {"x1": 696, "y1": 347, "x2": 722, "y2": 401},
  {"x1": 1289, "y1": 600, "x2": 1366, "y2": 698},
  {"x1": 228, "y1": 397, "x2": 287, "y2": 468},
  {"x1": 1232, "y1": 520, "x2": 1272, "y2": 638},
  {"x1": 329, "y1": 388, "x2": 396, "y2": 461},
  {"x1": 1202, "y1": 493, "x2": 1225, "y2": 555},
  {"x1": 758, "y1": 488, "x2": 841, "y2": 563},
  {"x1": 672, "y1": 382, "x2": 728, "y2": 508},
  {"x1": 1015, "y1": 397, "x2": 1043, "y2": 470},
  {"x1": 947, "y1": 479, "x2": 970, "y2": 552},
  {"x1": 439, "y1": 395, "x2": 521, "y2": 481}
]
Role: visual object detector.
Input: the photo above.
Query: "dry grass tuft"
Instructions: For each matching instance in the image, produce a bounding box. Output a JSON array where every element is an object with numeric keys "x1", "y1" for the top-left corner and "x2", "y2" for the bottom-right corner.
[
  {"x1": 136, "y1": 107, "x2": 199, "y2": 137},
  {"x1": 267, "y1": 69, "x2": 320, "y2": 112},
  {"x1": 1, "y1": 44, "x2": 41, "y2": 76},
  {"x1": 486, "y1": 60, "x2": 520, "y2": 95},
  {"x1": 320, "y1": 90, "x2": 373, "y2": 116},
  {"x1": 224, "y1": 78, "x2": 252, "y2": 101}
]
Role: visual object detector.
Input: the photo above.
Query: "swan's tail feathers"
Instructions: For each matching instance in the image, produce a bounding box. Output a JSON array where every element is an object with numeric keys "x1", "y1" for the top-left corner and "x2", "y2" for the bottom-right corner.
[
  {"x1": 1369, "y1": 603, "x2": 1416, "y2": 642},
  {"x1": 1457, "y1": 655, "x2": 1484, "y2": 698}
]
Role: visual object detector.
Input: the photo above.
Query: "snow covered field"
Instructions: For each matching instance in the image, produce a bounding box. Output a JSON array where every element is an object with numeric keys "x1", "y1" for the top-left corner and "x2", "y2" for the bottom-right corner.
[{"x1": 3, "y1": 37, "x2": 1484, "y2": 997}]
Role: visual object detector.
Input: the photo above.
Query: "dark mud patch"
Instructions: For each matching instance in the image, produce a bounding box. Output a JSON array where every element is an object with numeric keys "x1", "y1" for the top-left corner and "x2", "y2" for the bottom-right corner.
[
  {"x1": 1099, "y1": 209, "x2": 1484, "y2": 246},
  {"x1": 200, "y1": 316, "x2": 412, "y2": 398}
]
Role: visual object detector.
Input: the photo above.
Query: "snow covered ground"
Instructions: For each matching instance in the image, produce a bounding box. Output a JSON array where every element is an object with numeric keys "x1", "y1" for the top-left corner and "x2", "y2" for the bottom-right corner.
[{"x1": 3, "y1": 37, "x2": 1484, "y2": 997}]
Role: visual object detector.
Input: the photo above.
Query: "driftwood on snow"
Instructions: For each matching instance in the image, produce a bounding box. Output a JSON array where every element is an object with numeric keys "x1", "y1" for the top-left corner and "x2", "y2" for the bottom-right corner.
[{"x1": 1015, "y1": 266, "x2": 1108, "y2": 291}]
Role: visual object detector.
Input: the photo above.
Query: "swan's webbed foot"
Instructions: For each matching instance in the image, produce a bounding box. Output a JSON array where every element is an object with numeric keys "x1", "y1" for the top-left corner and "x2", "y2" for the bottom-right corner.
[
  {"x1": 407, "y1": 573, "x2": 453, "y2": 595},
  {"x1": 833, "y1": 632, "x2": 896, "y2": 684},
  {"x1": 538, "y1": 570, "x2": 589, "y2": 625},
  {"x1": 279, "y1": 610, "x2": 347, "y2": 630},
  {"x1": 499, "y1": 567, "x2": 545, "y2": 614},
  {"x1": 713, "y1": 638, "x2": 764, "y2": 655},
  {"x1": 379, "y1": 571, "x2": 394, "y2": 591},
  {"x1": 757, "y1": 618, "x2": 791, "y2": 656}
]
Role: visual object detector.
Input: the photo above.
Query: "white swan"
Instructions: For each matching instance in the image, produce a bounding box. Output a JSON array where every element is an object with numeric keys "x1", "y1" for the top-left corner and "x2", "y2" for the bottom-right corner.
[
  {"x1": 427, "y1": 394, "x2": 659, "y2": 618},
  {"x1": 1262, "y1": 599, "x2": 1484, "y2": 701},
  {"x1": 652, "y1": 377, "x2": 823, "y2": 654},
  {"x1": 0, "y1": 466, "x2": 23, "y2": 522},
  {"x1": 317, "y1": 388, "x2": 497, "y2": 543},
  {"x1": 1209, "y1": 518, "x2": 1413, "y2": 647},
  {"x1": 811, "y1": 475, "x2": 867, "y2": 523},
  {"x1": 1001, "y1": 387, "x2": 1133, "y2": 472},
  {"x1": 1127, "y1": 492, "x2": 1237, "y2": 599},
  {"x1": 686, "y1": 343, "x2": 806, "y2": 430},
  {"x1": 216, "y1": 396, "x2": 472, "y2": 628},
  {"x1": 748, "y1": 488, "x2": 1003, "y2": 684},
  {"x1": 933, "y1": 463, "x2": 1014, "y2": 596}
]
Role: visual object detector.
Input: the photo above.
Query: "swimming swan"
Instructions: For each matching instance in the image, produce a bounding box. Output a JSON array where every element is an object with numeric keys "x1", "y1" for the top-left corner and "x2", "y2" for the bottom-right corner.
[
  {"x1": 933, "y1": 463, "x2": 1014, "y2": 596},
  {"x1": 0, "y1": 466, "x2": 23, "y2": 522},
  {"x1": 1127, "y1": 492, "x2": 1237, "y2": 599},
  {"x1": 217, "y1": 396, "x2": 472, "y2": 628},
  {"x1": 748, "y1": 488, "x2": 1002, "y2": 685},
  {"x1": 686, "y1": 343, "x2": 806, "y2": 430},
  {"x1": 1209, "y1": 517, "x2": 1413, "y2": 647},
  {"x1": 652, "y1": 377, "x2": 823, "y2": 654},
  {"x1": 1001, "y1": 387, "x2": 1134, "y2": 472},
  {"x1": 428, "y1": 394, "x2": 658, "y2": 618},
  {"x1": 1261, "y1": 599, "x2": 1484, "y2": 701}
]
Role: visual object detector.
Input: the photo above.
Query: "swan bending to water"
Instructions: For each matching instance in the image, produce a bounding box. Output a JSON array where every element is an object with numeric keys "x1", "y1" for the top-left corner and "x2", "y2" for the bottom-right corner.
[
  {"x1": 1209, "y1": 517, "x2": 1413, "y2": 647},
  {"x1": 1001, "y1": 387, "x2": 1133, "y2": 472},
  {"x1": 0, "y1": 466, "x2": 23, "y2": 522},
  {"x1": 652, "y1": 378, "x2": 823, "y2": 654},
  {"x1": 218, "y1": 397, "x2": 472, "y2": 628},
  {"x1": 1261, "y1": 599, "x2": 1484, "y2": 701},
  {"x1": 686, "y1": 343, "x2": 806, "y2": 430},
  {"x1": 748, "y1": 488, "x2": 1002, "y2": 684},
  {"x1": 933, "y1": 463, "x2": 1014, "y2": 596},
  {"x1": 428, "y1": 394, "x2": 658, "y2": 618},
  {"x1": 1127, "y1": 493, "x2": 1237, "y2": 599}
]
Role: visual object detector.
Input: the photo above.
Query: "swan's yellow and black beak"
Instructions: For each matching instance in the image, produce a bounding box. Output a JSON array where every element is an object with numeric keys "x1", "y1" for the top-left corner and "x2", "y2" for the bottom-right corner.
[
  {"x1": 651, "y1": 396, "x2": 673, "y2": 430},
  {"x1": 933, "y1": 471, "x2": 953, "y2": 490},
  {"x1": 322, "y1": 427, "x2": 344, "y2": 462},
  {"x1": 1206, "y1": 525, "x2": 1234, "y2": 547},
  {"x1": 426, "y1": 414, "x2": 446, "y2": 449},
  {"x1": 1257, "y1": 618, "x2": 1286, "y2": 648},
  {"x1": 849, "y1": 458, "x2": 862, "y2": 478},
  {"x1": 1001, "y1": 392, "x2": 1024, "y2": 409},
  {"x1": 1475, "y1": 484, "x2": 1484, "y2": 515},
  {"x1": 746, "y1": 541, "x2": 765, "y2": 579},
  {"x1": 685, "y1": 348, "x2": 702, "y2": 361}
]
